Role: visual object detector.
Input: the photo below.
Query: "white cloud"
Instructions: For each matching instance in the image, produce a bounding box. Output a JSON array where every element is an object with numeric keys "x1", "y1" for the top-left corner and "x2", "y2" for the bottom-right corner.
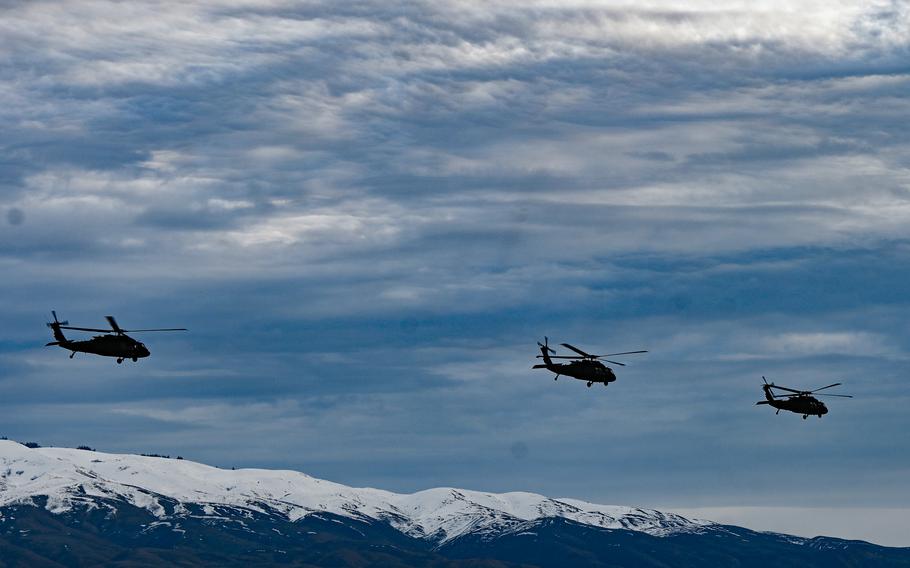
[
  {"x1": 762, "y1": 332, "x2": 897, "y2": 357},
  {"x1": 667, "y1": 506, "x2": 910, "y2": 547}
]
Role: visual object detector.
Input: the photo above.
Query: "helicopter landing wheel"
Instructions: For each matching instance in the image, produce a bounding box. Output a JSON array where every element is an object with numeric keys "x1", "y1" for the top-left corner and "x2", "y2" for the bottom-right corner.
[
  {"x1": 117, "y1": 358, "x2": 123, "y2": 364},
  {"x1": 586, "y1": 382, "x2": 592, "y2": 388},
  {"x1": 603, "y1": 382, "x2": 608, "y2": 387},
  {"x1": 803, "y1": 415, "x2": 807, "y2": 420},
  {"x1": 132, "y1": 357, "x2": 137, "y2": 362},
  {"x1": 69, "y1": 352, "x2": 76, "y2": 359}
]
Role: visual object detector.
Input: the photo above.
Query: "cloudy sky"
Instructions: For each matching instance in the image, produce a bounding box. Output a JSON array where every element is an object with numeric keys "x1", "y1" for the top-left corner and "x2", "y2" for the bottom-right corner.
[{"x1": 1, "y1": 0, "x2": 909, "y2": 546}]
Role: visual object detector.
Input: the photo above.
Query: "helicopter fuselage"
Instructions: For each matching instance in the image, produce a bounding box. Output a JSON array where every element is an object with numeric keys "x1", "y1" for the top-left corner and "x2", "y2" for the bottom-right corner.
[
  {"x1": 548, "y1": 360, "x2": 616, "y2": 383},
  {"x1": 762, "y1": 396, "x2": 827, "y2": 417},
  {"x1": 535, "y1": 345, "x2": 618, "y2": 386},
  {"x1": 52, "y1": 334, "x2": 150, "y2": 361}
]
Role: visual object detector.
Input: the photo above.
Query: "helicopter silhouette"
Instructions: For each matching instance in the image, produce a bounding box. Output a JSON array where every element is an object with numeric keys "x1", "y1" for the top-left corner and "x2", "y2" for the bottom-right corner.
[
  {"x1": 46, "y1": 311, "x2": 186, "y2": 364},
  {"x1": 756, "y1": 376, "x2": 852, "y2": 419},
  {"x1": 533, "y1": 337, "x2": 647, "y2": 387}
]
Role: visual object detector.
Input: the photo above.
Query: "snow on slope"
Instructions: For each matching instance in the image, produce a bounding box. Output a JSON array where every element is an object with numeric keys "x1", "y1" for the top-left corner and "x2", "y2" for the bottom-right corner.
[{"x1": 0, "y1": 441, "x2": 710, "y2": 543}]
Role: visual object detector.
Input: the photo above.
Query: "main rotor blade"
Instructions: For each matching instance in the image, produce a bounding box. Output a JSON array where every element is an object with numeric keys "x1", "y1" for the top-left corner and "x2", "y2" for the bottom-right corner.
[
  {"x1": 810, "y1": 383, "x2": 842, "y2": 393},
  {"x1": 768, "y1": 384, "x2": 803, "y2": 394},
  {"x1": 57, "y1": 326, "x2": 112, "y2": 333},
  {"x1": 560, "y1": 343, "x2": 593, "y2": 358},
  {"x1": 814, "y1": 393, "x2": 853, "y2": 398},
  {"x1": 121, "y1": 328, "x2": 188, "y2": 332},
  {"x1": 538, "y1": 354, "x2": 625, "y2": 365},
  {"x1": 105, "y1": 316, "x2": 123, "y2": 334},
  {"x1": 599, "y1": 350, "x2": 648, "y2": 357}
]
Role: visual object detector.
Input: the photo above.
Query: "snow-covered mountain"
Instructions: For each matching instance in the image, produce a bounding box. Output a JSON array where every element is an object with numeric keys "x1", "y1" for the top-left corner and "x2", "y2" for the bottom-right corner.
[
  {"x1": 0, "y1": 440, "x2": 706, "y2": 545},
  {"x1": 3, "y1": 440, "x2": 908, "y2": 567}
]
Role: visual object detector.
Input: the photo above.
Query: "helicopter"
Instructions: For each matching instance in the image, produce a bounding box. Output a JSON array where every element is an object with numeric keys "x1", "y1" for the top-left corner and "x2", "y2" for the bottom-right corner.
[
  {"x1": 45, "y1": 311, "x2": 186, "y2": 364},
  {"x1": 533, "y1": 337, "x2": 647, "y2": 388},
  {"x1": 755, "y1": 376, "x2": 852, "y2": 419}
]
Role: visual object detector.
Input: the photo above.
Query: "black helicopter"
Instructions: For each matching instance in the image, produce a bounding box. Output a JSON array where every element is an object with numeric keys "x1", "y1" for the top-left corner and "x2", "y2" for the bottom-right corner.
[
  {"x1": 46, "y1": 311, "x2": 186, "y2": 364},
  {"x1": 533, "y1": 337, "x2": 647, "y2": 387},
  {"x1": 756, "y1": 376, "x2": 852, "y2": 419}
]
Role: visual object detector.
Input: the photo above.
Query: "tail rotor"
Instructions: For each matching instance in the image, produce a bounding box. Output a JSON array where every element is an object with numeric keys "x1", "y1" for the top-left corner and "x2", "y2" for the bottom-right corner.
[
  {"x1": 46, "y1": 310, "x2": 68, "y2": 328},
  {"x1": 537, "y1": 336, "x2": 556, "y2": 354},
  {"x1": 46, "y1": 310, "x2": 69, "y2": 345}
]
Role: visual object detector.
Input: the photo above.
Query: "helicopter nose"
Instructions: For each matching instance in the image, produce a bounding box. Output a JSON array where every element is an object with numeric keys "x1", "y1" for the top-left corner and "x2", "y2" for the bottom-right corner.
[{"x1": 136, "y1": 344, "x2": 150, "y2": 358}]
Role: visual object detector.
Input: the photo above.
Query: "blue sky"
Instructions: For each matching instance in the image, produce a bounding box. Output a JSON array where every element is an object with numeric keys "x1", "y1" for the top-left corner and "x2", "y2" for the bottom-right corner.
[{"x1": 1, "y1": 0, "x2": 909, "y2": 546}]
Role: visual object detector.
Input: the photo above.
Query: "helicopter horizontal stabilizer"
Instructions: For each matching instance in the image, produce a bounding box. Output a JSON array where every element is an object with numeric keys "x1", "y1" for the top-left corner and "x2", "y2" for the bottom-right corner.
[
  {"x1": 532, "y1": 364, "x2": 548, "y2": 369},
  {"x1": 45, "y1": 341, "x2": 60, "y2": 346},
  {"x1": 755, "y1": 401, "x2": 770, "y2": 405}
]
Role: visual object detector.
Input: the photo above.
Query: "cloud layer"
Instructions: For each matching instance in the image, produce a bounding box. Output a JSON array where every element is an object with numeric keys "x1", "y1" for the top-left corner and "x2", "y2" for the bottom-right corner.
[{"x1": 1, "y1": 0, "x2": 909, "y2": 545}]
